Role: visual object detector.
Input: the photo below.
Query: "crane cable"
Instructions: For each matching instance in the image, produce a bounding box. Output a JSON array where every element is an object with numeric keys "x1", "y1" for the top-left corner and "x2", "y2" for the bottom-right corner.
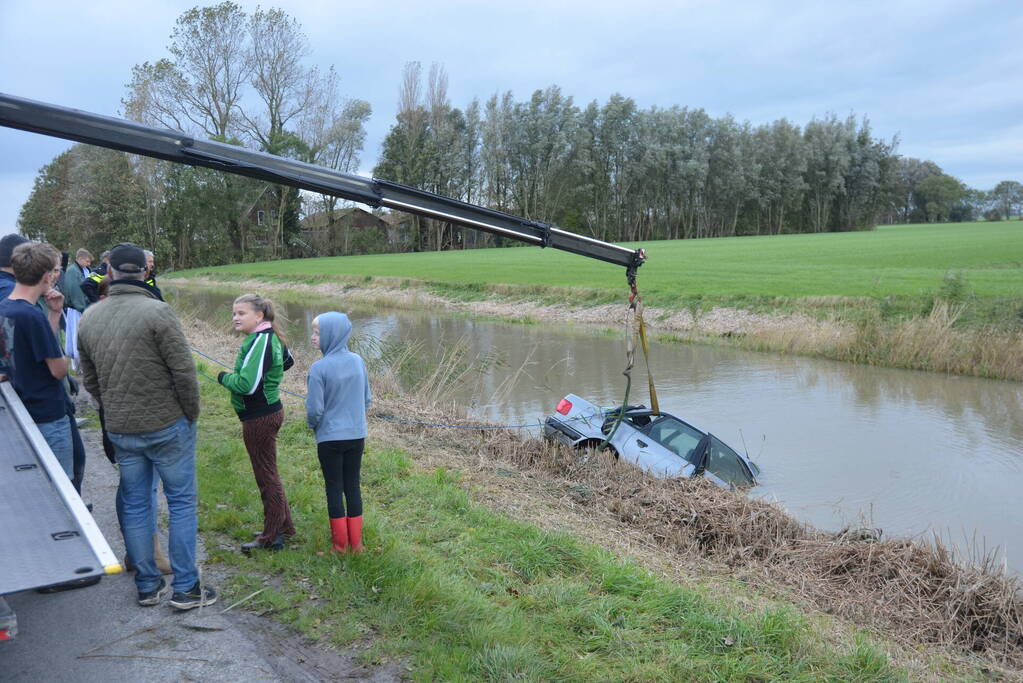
[
  {"x1": 630, "y1": 271, "x2": 660, "y2": 415},
  {"x1": 600, "y1": 270, "x2": 659, "y2": 451}
]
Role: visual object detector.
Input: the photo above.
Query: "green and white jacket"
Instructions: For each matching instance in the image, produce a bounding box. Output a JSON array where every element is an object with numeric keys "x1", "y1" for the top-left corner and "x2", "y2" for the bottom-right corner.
[{"x1": 218, "y1": 326, "x2": 292, "y2": 421}]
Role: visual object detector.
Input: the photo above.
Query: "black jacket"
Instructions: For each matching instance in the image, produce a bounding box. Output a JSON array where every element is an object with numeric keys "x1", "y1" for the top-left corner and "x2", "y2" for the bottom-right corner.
[{"x1": 80, "y1": 263, "x2": 108, "y2": 304}]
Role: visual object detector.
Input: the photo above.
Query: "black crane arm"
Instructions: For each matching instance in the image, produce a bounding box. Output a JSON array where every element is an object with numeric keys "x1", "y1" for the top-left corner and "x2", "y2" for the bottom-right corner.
[{"x1": 0, "y1": 93, "x2": 645, "y2": 271}]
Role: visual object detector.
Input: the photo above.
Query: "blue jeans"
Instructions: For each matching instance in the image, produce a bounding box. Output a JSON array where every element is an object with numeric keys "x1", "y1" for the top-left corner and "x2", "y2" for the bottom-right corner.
[
  {"x1": 115, "y1": 473, "x2": 160, "y2": 557},
  {"x1": 37, "y1": 415, "x2": 73, "y2": 480},
  {"x1": 109, "y1": 416, "x2": 199, "y2": 593}
]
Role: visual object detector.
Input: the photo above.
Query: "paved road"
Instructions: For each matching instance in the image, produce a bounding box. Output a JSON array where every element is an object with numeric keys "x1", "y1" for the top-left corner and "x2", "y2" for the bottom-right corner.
[{"x1": 2, "y1": 426, "x2": 401, "y2": 681}]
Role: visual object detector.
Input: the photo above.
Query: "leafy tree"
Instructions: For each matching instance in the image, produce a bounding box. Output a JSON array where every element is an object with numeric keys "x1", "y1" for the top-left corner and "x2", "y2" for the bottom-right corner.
[
  {"x1": 990, "y1": 180, "x2": 1023, "y2": 220},
  {"x1": 891, "y1": 157, "x2": 943, "y2": 223},
  {"x1": 18, "y1": 144, "x2": 147, "y2": 256},
  {"x1": 916, "y1": 174, "x2": 967, "y2": 222}
]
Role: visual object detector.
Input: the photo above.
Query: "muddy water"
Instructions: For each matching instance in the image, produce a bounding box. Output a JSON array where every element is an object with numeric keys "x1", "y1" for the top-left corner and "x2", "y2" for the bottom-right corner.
[{"x1": 172, "y1": 286, "x2": 1023, "y2": 574}]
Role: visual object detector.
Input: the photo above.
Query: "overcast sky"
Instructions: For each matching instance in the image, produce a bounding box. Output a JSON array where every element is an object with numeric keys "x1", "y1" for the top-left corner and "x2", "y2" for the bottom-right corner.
[{"x1": 1, "y1": 0, "x2": 1020, "y2": 237}]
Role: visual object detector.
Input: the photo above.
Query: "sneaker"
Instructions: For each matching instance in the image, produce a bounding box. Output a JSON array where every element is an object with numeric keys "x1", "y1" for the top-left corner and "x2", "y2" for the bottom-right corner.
[
  {"x1": 137, "y1": 578, "x2": 171, "y2": 606},
  {"x1": 169, "y1": 582, "x2": 218, "y2": 611}
]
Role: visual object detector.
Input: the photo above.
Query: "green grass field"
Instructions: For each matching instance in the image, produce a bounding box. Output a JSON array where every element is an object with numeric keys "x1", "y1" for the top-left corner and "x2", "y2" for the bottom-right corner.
[{"x1": 176, "y1": 221, "x2": 1023, "y2": 306}]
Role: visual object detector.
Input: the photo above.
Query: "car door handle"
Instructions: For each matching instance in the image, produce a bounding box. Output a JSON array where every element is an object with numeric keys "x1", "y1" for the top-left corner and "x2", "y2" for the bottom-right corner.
[{"x1": 636, "y1": 439, "x2": 648, "y2": 448}]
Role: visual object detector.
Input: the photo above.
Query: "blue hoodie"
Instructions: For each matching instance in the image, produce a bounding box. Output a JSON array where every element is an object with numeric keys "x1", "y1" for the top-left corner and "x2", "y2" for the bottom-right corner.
[{"x1": 306, "y1": 312, "x2": 371, "y2": 442}]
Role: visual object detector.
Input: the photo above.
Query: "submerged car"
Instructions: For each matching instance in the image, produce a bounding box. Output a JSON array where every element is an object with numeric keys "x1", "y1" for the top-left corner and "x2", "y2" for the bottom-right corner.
[{"x1": 543, "y1": 394, "x2": 759, "y2": 488}]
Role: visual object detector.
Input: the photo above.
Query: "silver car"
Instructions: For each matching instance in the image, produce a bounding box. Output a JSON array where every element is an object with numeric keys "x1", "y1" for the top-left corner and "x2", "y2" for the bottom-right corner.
[{"x1": 543, "y1": 394, "x2": 759, "y2": 488}]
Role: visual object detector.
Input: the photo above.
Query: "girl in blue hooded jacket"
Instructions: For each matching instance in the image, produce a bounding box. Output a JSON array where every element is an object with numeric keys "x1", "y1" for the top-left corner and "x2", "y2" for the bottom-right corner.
[{"x1": 307, "y1": 312, "x2": 371, "y2": 553}]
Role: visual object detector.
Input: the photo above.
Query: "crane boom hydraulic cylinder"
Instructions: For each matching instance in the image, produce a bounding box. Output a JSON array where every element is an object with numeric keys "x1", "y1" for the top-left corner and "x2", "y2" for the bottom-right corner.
[{"x1": 0, "y1": 93, "x2": 645, "y2": 272}]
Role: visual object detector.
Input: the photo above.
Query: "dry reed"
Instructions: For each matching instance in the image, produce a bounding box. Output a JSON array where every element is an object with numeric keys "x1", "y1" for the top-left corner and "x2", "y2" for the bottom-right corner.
[
  {"x1": 169, "y1": 276, "x2": 1023, "y2": 382},
  {"x1": 377, "y1": 403, "x2": 1023, "y2": 669}
]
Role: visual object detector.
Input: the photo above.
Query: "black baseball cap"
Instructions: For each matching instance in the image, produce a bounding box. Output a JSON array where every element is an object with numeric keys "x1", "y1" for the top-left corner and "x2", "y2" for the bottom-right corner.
[
  {"x1": 109, "y1": 242, "x2": 147, "y2": 273},
  {"x1": 0, "y1": 234, "x2": 29, "y2": 268}
]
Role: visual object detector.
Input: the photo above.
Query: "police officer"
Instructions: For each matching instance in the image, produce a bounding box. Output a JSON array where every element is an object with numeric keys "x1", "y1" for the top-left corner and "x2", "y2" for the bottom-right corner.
[
  {"x1": 80, "y1": 250, "x2": 110, "y2": 305},
  {"x1": 143, "y1": 250, "x2": 163, "y2": 300}
]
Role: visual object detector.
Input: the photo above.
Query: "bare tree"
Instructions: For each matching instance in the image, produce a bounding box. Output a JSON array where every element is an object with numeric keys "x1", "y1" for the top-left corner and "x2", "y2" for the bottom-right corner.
[
  {"x1": 243, "y1": 7, "x2": 317, "y2": 148},
  {"x1": 242, "y1": 8, "x2": 325, "y2": 257},
  {"x1": 166, "y1": 1, "x2": 249, "y2": 138},
  {"x1": 300, "y1": 67, "x2": 372, "y2": 254}
]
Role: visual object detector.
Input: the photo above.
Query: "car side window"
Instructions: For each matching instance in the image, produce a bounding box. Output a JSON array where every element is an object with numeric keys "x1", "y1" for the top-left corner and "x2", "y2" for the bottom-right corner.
[
  {"x1": 626, "y1": 414, "x2": 651, "y2": 428},
  {"x1": 646, "y1": 418, "x2": 704, "y2": 464},
  {"x1": 704, "y1": 436, "x2": 754, "y2": 487}
]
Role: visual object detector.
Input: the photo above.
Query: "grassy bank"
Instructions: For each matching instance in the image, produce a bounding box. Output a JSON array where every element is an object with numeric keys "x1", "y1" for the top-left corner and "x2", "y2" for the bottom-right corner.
[
  {"x1": 170, "y1": 221, "x2": 1023, "y2": 381},
  {"x1": 195, "y1": 380, "x2": 906, "y2": 680},
  {"x1": 182, "y1": 317, "x2": 1022, "y2": 680}
]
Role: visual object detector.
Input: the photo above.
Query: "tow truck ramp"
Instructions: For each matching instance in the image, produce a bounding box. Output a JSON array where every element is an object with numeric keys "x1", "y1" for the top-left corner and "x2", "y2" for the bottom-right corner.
[{"x1": 0, "y1": 381, "x2": 120, "y2": 641}]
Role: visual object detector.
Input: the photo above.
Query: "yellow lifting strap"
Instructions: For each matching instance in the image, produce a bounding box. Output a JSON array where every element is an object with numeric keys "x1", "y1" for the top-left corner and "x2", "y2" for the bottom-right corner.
[
  {"x1": 636, "y1": 307, "x2": 659, "y2": 415},
  {"x1": 628, "y1": 272, "x2": 660, "y2": 415}
]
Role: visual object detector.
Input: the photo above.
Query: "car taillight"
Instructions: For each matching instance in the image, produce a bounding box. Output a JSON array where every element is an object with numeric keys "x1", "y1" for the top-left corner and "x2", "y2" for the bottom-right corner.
[{"x1": 555, "y1": 399, "x2": 572, "y2": 415}]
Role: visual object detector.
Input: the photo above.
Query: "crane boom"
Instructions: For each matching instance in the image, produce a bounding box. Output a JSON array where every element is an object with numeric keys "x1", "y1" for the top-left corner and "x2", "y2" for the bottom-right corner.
[{"x1": 0, "y1": 93, "x2": 645, "y2": 272}]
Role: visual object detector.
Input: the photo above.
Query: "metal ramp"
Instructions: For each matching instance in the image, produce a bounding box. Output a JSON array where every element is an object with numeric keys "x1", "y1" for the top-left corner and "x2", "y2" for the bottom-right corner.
[{"x1": 0, "y1": 381, "x2": 120, "y2": 594}]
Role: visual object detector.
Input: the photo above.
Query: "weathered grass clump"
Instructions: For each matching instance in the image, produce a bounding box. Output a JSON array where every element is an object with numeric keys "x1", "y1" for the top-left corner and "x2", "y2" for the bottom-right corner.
[
  {"x1": 171, "y1": 274, "x2": 1023, "y2": 382},
  {"x1": 375, "y1": 403, "x2": 1023, "y2": 668},
  {"x1": 495, "y1": 430, "x2": 1023, "y2": 664},
  {"x1": 743, "y1": 300, "x2": 1023, "y2": 380}
]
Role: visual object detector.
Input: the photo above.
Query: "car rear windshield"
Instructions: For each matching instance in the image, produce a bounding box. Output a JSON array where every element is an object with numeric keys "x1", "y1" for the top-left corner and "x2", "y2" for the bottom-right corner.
[{"x1": 646, "y1": 417, "x2": 704, "y2": 464}]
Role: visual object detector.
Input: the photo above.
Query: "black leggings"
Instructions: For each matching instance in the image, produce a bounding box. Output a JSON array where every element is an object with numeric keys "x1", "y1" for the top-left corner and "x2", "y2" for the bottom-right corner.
[{"x1": 317, "y1": 439, "x2": 364, "y2": 518}]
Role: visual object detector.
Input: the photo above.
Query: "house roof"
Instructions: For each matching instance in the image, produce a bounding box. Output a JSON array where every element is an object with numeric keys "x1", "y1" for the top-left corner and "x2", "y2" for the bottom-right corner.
[
  {"x1": 379, "y1": 211, "x2": 407, "y2": 226},
  {"x1": 301, "y1": 207, "x2": 372, "y2": 228}
]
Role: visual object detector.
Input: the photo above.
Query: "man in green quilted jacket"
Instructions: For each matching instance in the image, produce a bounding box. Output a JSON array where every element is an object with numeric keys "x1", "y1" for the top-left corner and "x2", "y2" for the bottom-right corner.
[{"x1": 78, "y1": 242, "x2": 217, "y2": 611}]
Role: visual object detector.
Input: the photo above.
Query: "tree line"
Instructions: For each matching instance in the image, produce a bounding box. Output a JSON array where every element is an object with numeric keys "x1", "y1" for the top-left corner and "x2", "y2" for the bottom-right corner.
[{"x1": 17, "y1": 3, "x2": 1023, "y2": 270}]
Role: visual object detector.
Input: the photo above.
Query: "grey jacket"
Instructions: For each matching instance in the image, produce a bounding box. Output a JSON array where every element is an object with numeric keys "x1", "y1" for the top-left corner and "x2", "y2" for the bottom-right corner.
[
  {"x1": 78, "y1": 281, "x2": 199, "y2": 434},
  {"x1": 306, "y1": 312, "x2": 371, "y2": 442}
]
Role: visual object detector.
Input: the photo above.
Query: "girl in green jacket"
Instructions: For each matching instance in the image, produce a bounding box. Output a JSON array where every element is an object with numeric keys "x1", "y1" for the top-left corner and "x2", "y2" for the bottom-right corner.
[{"x1": 217, "y1": 293, "x2": 295, "y2": 553}]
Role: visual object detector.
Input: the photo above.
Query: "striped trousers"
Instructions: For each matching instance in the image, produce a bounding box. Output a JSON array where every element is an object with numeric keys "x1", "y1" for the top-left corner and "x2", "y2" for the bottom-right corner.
[{"x1": 241, "y1": 409, "x2": 295, "y2": 542}]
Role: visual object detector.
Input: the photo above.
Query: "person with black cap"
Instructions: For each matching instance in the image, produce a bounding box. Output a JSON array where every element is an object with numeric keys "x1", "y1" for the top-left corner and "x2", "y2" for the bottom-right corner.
[{"x1": 78, "y1": 242, "x2": 216, "y2": 610}]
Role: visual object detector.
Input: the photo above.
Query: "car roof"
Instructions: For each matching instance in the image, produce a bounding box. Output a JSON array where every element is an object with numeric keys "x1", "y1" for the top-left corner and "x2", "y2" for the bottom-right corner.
[
  {"x1": 624, "y1": 408, "x2": 703, "y2": 431},
  {"x1": 621, "y1": 407, "x2": 758, "y2": 471}
]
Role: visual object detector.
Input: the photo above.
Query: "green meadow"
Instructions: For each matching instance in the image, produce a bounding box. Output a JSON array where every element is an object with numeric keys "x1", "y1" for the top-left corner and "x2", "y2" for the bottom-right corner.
[{"x1": 176, "y1": 221, "x2": 1023, "y2": 307}]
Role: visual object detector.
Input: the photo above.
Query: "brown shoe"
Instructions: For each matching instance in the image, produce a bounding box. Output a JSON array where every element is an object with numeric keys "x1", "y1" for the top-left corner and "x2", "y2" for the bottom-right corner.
[{"x1": 123, "y1": 533, "x2": 172, "y2": 574}]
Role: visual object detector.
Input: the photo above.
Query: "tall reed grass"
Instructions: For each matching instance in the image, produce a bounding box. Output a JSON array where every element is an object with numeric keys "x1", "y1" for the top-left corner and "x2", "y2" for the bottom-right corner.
[
  {"x1": 170, "y1": 276, "x2": 1023, "y2": 382},
  {"x1": 742, "y1": 300, "x2": 1023, "y2": 380}
]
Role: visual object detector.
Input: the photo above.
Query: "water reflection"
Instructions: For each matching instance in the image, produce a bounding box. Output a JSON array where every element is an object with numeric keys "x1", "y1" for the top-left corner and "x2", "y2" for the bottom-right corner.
[{"x1": 171, "y1": 286, "x2": 1023, "y2": 573}]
